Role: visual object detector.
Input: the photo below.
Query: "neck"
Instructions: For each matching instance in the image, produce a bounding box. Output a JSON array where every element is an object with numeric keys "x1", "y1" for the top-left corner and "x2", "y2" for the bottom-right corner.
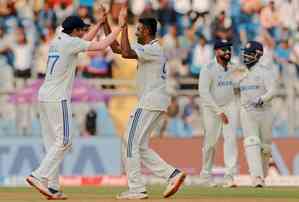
[{"x1": 216, "y1": 57, "x2": 228, "y2": 70}]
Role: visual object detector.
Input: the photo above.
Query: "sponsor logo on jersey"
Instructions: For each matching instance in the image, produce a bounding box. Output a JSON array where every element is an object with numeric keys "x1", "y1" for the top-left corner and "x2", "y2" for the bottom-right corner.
[
  {"x1": 240, "y1": 85, "x2": 260, "y2": 91},
  {"x1": 217, "y1": 80, "x2": 233, "y2": 87}
]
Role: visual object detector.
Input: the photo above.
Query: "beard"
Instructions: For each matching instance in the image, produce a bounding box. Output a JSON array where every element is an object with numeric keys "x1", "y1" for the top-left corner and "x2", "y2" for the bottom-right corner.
[{"x1": 219, "y1": 53, "x2": 231, "y2": 64}]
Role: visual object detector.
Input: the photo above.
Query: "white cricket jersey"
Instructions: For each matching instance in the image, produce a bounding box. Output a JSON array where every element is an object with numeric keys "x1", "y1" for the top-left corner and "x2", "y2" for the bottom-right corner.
[
  {"x1": 239, "y1": 63, "x2": 276, "y2": 111},
  {"x1": 199, "y1": 60, "x2": 235, "y2": 114},
  {"x1": 38, "y1": 32, "x2": 91, "y2": 102},
  {"x1": 132, "y1": 39, "x2": 170, "y2": 111}
]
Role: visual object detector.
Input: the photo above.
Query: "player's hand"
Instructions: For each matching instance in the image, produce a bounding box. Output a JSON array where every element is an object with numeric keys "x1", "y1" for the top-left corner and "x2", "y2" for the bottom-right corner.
[
  {"x1": 251, "y1": 97, "x2": 263, "y2": 108},
  {"x1": 97, "y1": 4, "x2": 107, "y2": 25},
  {"x1": 218, "y1": 112, "x2": 229, "y2": 124},
  {"x1": 118, "y1": 5, "x2": 128, "y2": 28}
]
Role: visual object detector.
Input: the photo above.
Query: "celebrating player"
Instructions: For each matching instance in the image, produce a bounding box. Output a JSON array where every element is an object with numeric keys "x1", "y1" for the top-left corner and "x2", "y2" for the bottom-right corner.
[
  {"x1": 239, "y1": 41, "x2": 276, "y2": 187},
  {"x1": 25, "y1": 10, "x2": 125, "y2": 199},
  {"x1": 198, "y1": 39, "x2": 238, "y2": 187},
  {"x1": 102, "y1": 6, "x2": 186, "y2": 200}
]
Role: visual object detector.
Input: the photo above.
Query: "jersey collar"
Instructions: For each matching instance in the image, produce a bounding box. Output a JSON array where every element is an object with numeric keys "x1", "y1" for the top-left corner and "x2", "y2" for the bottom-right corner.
[
  {"x1": 149, "y1": 39, "x2": 159, "y2": 45},
  {"x1": 215, "y1": 58, "x2": 228, "y2": 72}
]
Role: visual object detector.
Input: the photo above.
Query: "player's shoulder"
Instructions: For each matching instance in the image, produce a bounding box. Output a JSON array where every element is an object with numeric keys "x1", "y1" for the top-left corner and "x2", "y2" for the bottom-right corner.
[
  {"x1": 58, "y1": 33, "x2": 84, "y2": 45},
  {"x1": 257, "y1": 63, "x2": 272, "y2": 73},
  {"x1": 145, "y1": 39, "x2": 162, "y2": 52},
  {"x1": 199, "y1": 62, "x2": 215, "y2": 77},
  {"x1": 205, "y1": 61, "x2": 217, "y2": 71},
  {"x1": 51, "y1": 33, "x2": 70, "y2": 47},
  {"x1": 257, "y1": 63, "x2": 269, "y2": 69}
]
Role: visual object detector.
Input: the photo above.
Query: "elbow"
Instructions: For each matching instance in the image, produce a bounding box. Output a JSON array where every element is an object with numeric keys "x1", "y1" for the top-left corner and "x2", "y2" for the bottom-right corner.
[
  {"x1": 121, "y1": 51, "x2": 130, "y2": 58},
  {"x1": 112, "y1": 47, "x2": 121, "y2": 54},
  {"x1": 112, "y1": 49, "x2": 121, "y2": 54},
  {"x1": 122, "y1": 54, "x2": 130, "y2": 58}
]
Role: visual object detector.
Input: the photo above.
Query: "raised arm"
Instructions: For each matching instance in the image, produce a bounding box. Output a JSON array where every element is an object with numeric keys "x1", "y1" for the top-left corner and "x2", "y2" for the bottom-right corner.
[
  {"x1": 82, "y1": 22, "x2": 102, "y2": 41},
  {"x1": 87, "y1": 26, "x2": 122, "y2": 51},
  {"x1": 86, "y1": 5, "x2": 129, "y2": 51},
  {"x1": 82, "y1": 6, "x2": 107, "y2": 41},
  {"x1": 103, "y1": 20, "x2": 121, "y2": 54},
  {"x1": 119, "y1": 7, "x2": 138, "y2": 59},
  {"x1": 120, "y1": 26, "x2": 138, "y2": 59}
]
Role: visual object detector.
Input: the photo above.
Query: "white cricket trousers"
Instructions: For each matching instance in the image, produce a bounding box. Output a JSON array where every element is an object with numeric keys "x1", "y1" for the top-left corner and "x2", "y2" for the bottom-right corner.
[
  {"x1": 201, "y1": 102, "x2": 238, "y2": 179},
  {"x1": 240, "y1": 109, "x2": 272, "y2": 150},
  {"x1": 240, "y1": 108, "x2": 273, "y2": 177},
  {"x1": 123, "y1": 108, "x2": 175, "y2": 193},
  {"x1": 33, "y1": 100, "x2": 72, "y2": 190}
]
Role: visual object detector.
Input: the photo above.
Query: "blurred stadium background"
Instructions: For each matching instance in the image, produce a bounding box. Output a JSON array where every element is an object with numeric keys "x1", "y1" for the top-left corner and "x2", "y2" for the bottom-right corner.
[{"x1": 0, "y1": 0, "x2": 299, "y2": 191}]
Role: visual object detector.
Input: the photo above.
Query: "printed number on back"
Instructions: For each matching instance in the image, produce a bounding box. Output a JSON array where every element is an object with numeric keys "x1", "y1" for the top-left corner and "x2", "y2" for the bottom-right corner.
[{"x1": 47, "y1": 55, "x2": 59, "y2": 74}]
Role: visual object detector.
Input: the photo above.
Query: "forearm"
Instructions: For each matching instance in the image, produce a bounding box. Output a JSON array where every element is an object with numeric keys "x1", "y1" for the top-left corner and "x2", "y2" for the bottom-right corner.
[
  {"x1": 82, "y1": 22, "x2": 102, "y2": 41},
  {"x1": 121, "y1": 26, "x2": 130, "y2": 54},
  {"x1": 199, "y1": 87, "x2": 222, "y2": 114},
  {"x1": 120, "y1": 25, "x2": 136, "y2": 58},
  {"x1": 199, "y1": 71, "x2": 222, "y2": 114},
  {"x1": 103, "y1": 21, "x2": 121, "y2": 53},
  {"x1": 87, "y1": 26, "x2": 122, "y2": 51},
  {"x1": 200, "y1": 92, "x2": 223, "y2": 114},
  {"x1": 261, "y1": 86, "x2": 276, "y2": 103},
  {"x1": 260, "y1": 70, "x2": 277, "y2": 103}
]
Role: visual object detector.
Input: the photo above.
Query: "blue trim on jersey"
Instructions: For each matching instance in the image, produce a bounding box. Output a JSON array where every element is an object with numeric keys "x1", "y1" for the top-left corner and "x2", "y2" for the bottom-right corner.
[
  {"x1": 61, "y1": 100, "x2": 69, "y2": 145},
  {"x1": 150, "y1": 39, "x2": 159, "y2": 45},
  {"x1": 127, "y1": 108, "x2": 142, "y2": 158}
]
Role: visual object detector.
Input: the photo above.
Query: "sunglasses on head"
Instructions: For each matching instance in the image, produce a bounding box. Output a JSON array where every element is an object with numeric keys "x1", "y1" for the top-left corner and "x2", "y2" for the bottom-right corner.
[{"x1": 221, "y1": 47, "x2": 231, "y2": 52}]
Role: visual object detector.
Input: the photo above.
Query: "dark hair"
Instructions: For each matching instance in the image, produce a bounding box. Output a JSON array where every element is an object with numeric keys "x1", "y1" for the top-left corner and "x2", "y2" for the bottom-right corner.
[
  {"x1": 139, "y1": 18, "x2": 157, "y2": 37},
  {"x1": 62, "y1": 28, "x2": 73, "y2": 34},
  {"x1": 199, "y1": 34, "x2": 207, "y2": 41}
]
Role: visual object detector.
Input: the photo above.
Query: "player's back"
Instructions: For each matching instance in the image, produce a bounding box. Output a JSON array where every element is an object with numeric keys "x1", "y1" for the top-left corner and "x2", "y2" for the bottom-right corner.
[{"x1": 38, "y1": 32, "x2": 90, "y2": 102}]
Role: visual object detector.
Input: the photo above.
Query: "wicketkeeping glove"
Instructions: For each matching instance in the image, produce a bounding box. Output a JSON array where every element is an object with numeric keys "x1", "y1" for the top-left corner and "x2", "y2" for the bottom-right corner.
[{"x1": 251, "y1": 97, "x2": 263, "y2": 107}]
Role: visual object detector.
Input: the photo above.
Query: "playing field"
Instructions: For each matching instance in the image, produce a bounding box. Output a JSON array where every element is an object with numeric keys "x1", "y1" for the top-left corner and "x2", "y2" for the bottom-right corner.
[{"x1": 1, "y1": 186, "x2": 299, "y2": 202}]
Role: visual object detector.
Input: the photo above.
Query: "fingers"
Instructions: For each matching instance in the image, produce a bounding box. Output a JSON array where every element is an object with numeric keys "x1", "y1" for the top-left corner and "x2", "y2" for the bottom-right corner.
[
  {"x1": 97, "y1": 4, "x2": 105, "y2": 16},
  {"x1": 219, "y1": 113, "x2": 229, "y2": 124},
  {"x1": 96, "y1": 4, "x2": 108, "y2": 24},
  {"x1": 120, "y1": 4, "x2": 128, "y2": 16},
  {"x1": 118, "y1": 4, "x2": 128, "y2": 27},
  {"x1": 224, "y1": 116, "x2": 229, "y2": 124},
  {"x1": 222, "y1": 117, "x2": 229, "y2": 124},
  {"x1": 120, "y1": 3, "x2": 128, "y2": 10}
]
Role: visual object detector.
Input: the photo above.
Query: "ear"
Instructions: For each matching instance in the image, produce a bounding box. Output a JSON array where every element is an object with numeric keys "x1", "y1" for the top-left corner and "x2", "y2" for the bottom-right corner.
[{"x1": 72, "y1": 28, "x2": 79, "y2": 34}]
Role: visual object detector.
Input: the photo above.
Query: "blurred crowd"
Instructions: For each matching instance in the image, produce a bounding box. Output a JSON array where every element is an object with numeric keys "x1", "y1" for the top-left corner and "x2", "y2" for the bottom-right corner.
[{"x1": 0, "y1": 0, "x2": 299, "y2": 138}]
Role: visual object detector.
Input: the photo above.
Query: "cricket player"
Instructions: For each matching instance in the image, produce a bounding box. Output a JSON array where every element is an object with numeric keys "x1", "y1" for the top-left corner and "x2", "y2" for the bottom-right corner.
[
  {"x1": 239, "y1": 41, "x2": 276, "y2": 187},
  {"x1": 25, "y1": 12, "x2": 125, "y2": 199},
  {"x1": 102, "y1": 8, "x2": 186, "y2": 200},
  {"x1": 199, "y1": 39, "x2": 238, "y2": 188}
]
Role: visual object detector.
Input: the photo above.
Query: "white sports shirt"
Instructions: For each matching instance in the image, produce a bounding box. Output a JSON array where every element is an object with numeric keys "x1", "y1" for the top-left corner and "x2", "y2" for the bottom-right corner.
[
  {"x1": 38, "y1": 32, "x2": 91, "y2": 102},
  {"x1": 239, "y1": 63, "x2": 276, "y2": 111},
  {"x1": 199, "y1": 60, "x2": 235, "y2": 114},
  {"x1": 132, "y1": 39, "x2": 170, "y2": 111}
]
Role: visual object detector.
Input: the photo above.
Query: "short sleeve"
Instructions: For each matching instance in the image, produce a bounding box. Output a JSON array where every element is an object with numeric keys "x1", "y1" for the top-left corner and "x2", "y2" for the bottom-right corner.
[
  {"x1": 132, "y1": 43, "x2": 162, "y2": 62},
  {"x1": 68, "y1": 37, "x2": 91, "y2": 54}
]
